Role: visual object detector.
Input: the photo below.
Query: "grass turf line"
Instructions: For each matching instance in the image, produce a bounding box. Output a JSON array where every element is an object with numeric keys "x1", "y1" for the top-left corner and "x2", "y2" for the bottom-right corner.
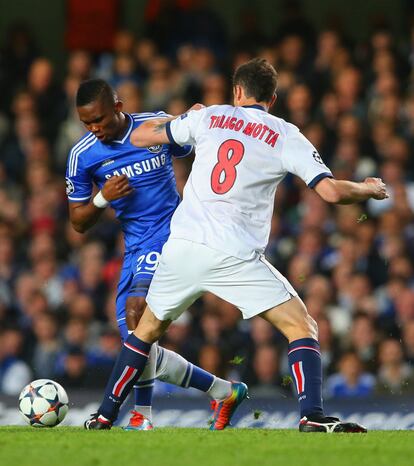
[{"x1": 1, "y1": 427, "x2": 414, "y2": 466}]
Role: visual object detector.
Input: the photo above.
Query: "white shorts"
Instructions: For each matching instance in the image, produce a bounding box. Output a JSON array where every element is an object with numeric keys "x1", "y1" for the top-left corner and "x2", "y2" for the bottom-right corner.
[{"x1": 146, "y1": 238, "x2": 298, "y2": 321}]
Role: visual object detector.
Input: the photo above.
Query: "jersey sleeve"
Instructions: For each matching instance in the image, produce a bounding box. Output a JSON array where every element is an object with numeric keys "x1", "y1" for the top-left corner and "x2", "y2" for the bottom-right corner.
[
  {"x1": 165, "y1": 108, "x2": 206, "y2": 146},
  {"x1": 135, "y1": 111, "x2": 194, "y2": 157},
  {"x1": 280, "y1": 128, "x2": 333, "y2": 188},
  {"x1": 65, "y1": 151, "x2": 93, "y2": 203},
  {"x1": 169, "y1": 144, "x2": 193, "y2": 158}
]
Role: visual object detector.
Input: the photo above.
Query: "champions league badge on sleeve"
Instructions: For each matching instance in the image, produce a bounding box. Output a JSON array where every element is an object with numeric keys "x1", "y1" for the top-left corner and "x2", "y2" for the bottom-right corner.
[
  {"x1": 312, "y1": 150, "x2": 324, "y2": 164},
  {"x1": 65, "y1": 178, "x2": 75, "y2": 195}
]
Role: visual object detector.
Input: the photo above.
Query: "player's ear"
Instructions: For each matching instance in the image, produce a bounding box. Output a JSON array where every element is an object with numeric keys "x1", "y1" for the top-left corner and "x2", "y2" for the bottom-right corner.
[
  {"x1": 233, "y1": 85, "x2": 243, "y2": 103},
  {"x1": 114, "y1": 100, "x2": 123, "y2": 113},
  {"x1": 269, "y1": 93, "x2": 277, "y2": 108}
]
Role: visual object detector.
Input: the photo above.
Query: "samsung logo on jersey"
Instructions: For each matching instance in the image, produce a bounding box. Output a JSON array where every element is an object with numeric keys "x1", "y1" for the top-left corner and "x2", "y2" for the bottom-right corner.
[{"x1": 104, "y1": 154, "x2": 167, "y2": 179}]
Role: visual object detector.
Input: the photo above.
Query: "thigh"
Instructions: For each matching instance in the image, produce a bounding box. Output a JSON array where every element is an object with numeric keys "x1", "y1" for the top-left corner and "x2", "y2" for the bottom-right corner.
[
  {"x1": 204, "y1": 252, "x2": 298, "y2": 319},
  {"x1": 146, "y1": 239, "x2": 207, "y2": 321},
  {"x1": 128, "y1": 239, "x2": 166, "y2": 298},
  {"x1": 117, "y1": 240, "x2": 166, "y2": 339}
]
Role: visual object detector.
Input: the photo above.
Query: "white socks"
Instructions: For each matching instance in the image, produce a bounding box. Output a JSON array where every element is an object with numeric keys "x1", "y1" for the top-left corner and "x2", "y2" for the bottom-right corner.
[
  {"x1": 155, "y1": 347, "x2": 189, "y2": 385},
  {"x1": 133, "y1": 405, "x2": 152, "y2": 421},
  {"x1": 133, "y1": 343, "x2": 233, "y2": 423},
  {"x1": 207, "y1": 377, "x2": 232, "y2": 401}
]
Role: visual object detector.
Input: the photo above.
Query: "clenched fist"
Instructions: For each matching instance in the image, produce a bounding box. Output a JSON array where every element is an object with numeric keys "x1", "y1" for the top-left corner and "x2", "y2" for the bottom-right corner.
[
  {"x1": 364, "y1": 177, "x2": 389, "y2": 200},
  {"x1": 102, "y1": 175, "x2": 134, "y2": 201}
]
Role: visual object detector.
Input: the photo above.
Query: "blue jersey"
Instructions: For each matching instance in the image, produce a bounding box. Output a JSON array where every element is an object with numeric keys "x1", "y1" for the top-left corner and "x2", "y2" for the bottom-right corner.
[{"x1": 65, "y1": 112, "x2": 192, "y2": 251}]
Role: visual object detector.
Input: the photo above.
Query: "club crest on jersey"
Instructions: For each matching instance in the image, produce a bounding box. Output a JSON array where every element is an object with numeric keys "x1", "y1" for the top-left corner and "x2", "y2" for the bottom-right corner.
[
  {"x1": 147, "y1": 145, "x2": 163, "y2": 153},
  {"x1": 65, "y1": 178, "x2": 75, "y2": 195},
  {"x1": 312, "y1": 150, "x2": 324, "y2": 164}
]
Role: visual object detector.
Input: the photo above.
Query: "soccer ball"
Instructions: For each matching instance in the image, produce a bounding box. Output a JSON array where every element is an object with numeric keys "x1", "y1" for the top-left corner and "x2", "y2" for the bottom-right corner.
[{"x1": 18, "y1": 379, "x2": 69, "y2": 427}]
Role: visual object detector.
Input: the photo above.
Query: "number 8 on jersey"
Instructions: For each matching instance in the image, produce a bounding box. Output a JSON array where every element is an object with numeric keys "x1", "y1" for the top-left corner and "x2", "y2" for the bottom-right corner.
[{"x1": 210, "y1": 139, "x2": 245, "y2": 194}]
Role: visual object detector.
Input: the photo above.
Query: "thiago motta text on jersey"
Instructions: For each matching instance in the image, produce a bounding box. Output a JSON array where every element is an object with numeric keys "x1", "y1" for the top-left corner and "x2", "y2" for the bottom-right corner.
[{"x1": 208, "y1": 115, "x2": 280, "y2": 148}]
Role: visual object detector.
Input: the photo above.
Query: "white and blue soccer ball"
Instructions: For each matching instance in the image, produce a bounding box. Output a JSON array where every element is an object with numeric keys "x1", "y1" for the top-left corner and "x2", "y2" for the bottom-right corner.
[{"x1": 18, "y1": 379, "x2": 69, "y2": 427}]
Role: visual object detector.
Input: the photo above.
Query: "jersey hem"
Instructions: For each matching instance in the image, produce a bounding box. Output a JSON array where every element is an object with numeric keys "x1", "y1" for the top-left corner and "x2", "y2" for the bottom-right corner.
[{"x1": 67, "y1": 195, "x2": 92, "y2": 202}]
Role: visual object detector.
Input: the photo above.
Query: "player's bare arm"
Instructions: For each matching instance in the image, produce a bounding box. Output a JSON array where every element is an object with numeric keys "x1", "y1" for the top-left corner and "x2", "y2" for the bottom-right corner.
[
  {"x1": 130, "y1": 116, "x2": 175, "y2": 147},
  {"x1": 69, "y1": 175, "x2": 133, "y2": 233},
  {"x1": 131, "y1": 103, "x2": 204, "y2": 148},
  {"x1": 314, "y1": 177, "x2": 389, "y2": 204}
]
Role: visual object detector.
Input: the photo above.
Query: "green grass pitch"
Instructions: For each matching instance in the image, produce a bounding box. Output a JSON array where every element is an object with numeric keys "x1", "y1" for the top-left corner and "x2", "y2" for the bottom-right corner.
[{"x1": 1, "y1": 427, "x2": 414, "y2": 466}]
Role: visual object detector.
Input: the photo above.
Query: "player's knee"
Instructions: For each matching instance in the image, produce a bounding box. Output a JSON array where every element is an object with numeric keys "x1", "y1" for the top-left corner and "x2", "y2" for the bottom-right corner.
[
  {"x1": 282, "y1": 299, "x2": 317, "y2": 340},
  {"x1": 308, "y1": 315, "x2": 318, "y2": 339},
  {"x1": 305, "y1": 314, "x2": 318, "y2": 340},
  {"x1": 293, "y1": 309, "x2": 315, "y2": 338}
]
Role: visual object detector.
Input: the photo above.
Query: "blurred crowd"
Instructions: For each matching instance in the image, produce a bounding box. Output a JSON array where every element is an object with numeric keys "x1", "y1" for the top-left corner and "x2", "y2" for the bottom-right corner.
[{"x1": 1, "y1": 2, "x2": 414, "y2": 401}]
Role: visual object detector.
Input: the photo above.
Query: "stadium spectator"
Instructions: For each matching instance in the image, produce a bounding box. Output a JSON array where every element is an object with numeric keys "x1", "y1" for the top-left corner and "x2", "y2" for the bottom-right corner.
[
  {"x1": 376, "y1": 338, "x2": 414, "y2": 395},
  {"x1": 348, "y1": 314, "x2": 378, "y2": 372},
  {"x1": 56, "y1": 346, "x2": 110, "y2": 389},
  {"x1": 249, "y1": 345, "x2": 290, "y2": 398},
  {"x1": 325, "y1": 351, "x2": 376, "y2": 398},
  {"x1": 31, "y1": 312, "x2": 61, "y2": 379},
  {"x1": 0, "y1": 328, "x2": 32, "y2": 395},
  {"x1": 27, "y1": 57, "x2": 66, "y2": 141}
]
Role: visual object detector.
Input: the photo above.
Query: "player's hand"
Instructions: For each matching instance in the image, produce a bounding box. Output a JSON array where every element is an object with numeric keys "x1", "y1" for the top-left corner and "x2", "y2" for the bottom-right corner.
[
  {"x1": 101, "y1": 175, "x2": 134, "y2": 201},
  {"x1": 364, "y1": 177, "x2": 389, "y2": 200},
  {"x1": 187, "y1": 103, "x2": 205, "y2": 112}
]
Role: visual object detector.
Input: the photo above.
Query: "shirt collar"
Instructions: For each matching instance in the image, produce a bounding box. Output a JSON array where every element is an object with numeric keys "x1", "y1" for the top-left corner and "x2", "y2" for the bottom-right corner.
[
  {"x1": 242, "y1": 104, "x2": 266, "y2": 111},
  {"x1": 113, "y1": 113, "x2": 133, "y2": 144}
]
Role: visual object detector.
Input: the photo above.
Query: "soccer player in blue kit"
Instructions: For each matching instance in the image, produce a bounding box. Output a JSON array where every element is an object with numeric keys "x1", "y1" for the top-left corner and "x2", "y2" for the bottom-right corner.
[{"x1": 66, "y1": 79, "x2": 247, "y2": 430}]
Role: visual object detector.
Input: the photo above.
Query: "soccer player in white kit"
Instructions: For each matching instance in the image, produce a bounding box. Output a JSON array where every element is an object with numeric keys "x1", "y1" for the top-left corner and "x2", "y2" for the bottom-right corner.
[{"x1": 86, "y1": 58, "x2": 388, "y2": 432}]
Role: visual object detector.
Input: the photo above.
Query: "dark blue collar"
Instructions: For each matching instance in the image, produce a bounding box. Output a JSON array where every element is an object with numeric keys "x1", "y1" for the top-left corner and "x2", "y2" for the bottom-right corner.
[{"x1": 242, "y1": 104, "x2": 266, "y2": 111}]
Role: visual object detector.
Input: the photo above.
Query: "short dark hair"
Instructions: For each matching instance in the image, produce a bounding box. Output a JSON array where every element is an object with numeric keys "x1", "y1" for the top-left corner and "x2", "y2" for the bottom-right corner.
[
  {"x1": 76, "y1": 79, "x2": 116, "y2": 107},
  {"x1": 233, "y1": 58, "x2": 278, "y2": 103}
]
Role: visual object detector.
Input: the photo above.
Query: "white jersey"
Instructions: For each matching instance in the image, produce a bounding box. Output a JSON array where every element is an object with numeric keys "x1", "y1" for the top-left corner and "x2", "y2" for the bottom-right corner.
[{"x1": 165, "y1": 104, "x2": 332, "y2": 260}]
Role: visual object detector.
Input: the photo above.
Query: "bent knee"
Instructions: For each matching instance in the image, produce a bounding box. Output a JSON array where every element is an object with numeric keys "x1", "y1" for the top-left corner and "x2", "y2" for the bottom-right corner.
[
  {"x1": 277, "y1": 299, "x2": 318, "y2": 340},
  {"x1": 289, "y1": 308, "x2": 317, "y2": 339},
  {"x1": 308, "y1": 315, "x2": 318, "y2": 338},
  {"x1": 303, "y1": 314, "x2": 318, "y2": 339}
]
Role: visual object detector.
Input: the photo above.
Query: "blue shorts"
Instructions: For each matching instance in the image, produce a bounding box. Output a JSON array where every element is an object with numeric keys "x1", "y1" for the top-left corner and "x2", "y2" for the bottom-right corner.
[{"x1": 116, "y1": 237, "x2": 167, "y2": 341}]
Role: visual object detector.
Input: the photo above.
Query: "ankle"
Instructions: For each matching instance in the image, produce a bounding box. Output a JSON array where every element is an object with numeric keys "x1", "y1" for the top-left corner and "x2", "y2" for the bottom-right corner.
[{"x1": 208, "y1": 378, "x2": 232, "y2": 400}]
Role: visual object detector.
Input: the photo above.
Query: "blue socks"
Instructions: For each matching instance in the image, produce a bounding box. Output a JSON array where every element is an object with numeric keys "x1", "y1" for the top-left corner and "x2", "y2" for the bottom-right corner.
[
  {"x1": 99, "y1": 334, "x2": 151, "y2": 421},
  {"x1": 134, "y1": 381, "x2": 154, "y2": 406},
  {"x1": 288, "y1": 338, "x2": 323, "y2": 418},
  {"x1": 181, "y1": 364, "x2": 214, "y2": 391}
]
